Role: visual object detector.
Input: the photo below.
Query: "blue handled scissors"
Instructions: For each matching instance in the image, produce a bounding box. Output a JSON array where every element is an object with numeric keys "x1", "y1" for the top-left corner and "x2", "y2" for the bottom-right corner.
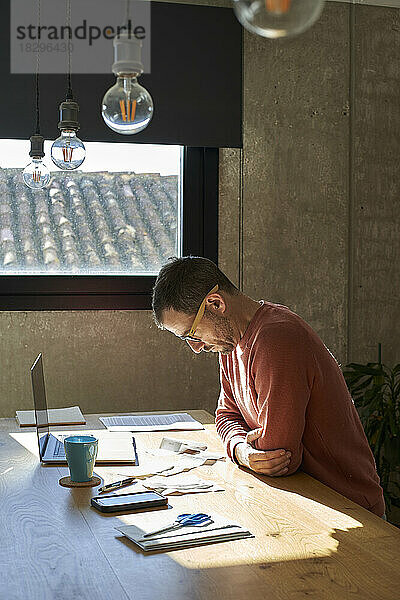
[{"x1": 143, "y1": 513, "x2": 213, "y2": 538}]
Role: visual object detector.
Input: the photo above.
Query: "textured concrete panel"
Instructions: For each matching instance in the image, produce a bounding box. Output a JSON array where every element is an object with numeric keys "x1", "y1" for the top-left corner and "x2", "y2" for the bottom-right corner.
[
  {"x1": 351, "y1": 5, "x2": 400, "y2": 366},
  {"x1": 242, "y1": 3, "x2": 350, "y2": 362},
  {"x1": 0, "y1": 311, "x2": 220, "y2": 418},
  {"x1": 218, "y1": 148, "x2": 241, "y2": 288}
]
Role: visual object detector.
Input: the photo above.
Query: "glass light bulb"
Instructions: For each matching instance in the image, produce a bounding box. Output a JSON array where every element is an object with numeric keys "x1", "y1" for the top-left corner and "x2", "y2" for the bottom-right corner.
[
  {"x1": 23, "y1": 158, "x2": 51, "y2": 189},
  {"x1": 102, "y1": 75, "x2": 153, "y2": 135},
  {"x1": 51, "y1": 130, "x2": 86, "y2": 170},
  {"x1": 233, "y1": 0, "x2": 324, "y2": 39}
]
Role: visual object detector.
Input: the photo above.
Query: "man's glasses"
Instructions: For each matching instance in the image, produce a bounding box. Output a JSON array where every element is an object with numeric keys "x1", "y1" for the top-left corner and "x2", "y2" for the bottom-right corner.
[{"x1": 179, "y1": 284, "x2": 219, "y2": 342}]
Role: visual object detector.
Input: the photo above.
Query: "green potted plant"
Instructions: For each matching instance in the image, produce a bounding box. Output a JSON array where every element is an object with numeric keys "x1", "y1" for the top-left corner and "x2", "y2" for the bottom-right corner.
[{"x1": 342, "y1": 344, "x2": 400, "y2": 524}]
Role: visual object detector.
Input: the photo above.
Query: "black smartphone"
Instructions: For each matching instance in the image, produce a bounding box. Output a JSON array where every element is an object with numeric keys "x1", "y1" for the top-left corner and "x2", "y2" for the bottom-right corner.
[{"x1": 91, "y1": 491, "x2": 168, "y2": 513}]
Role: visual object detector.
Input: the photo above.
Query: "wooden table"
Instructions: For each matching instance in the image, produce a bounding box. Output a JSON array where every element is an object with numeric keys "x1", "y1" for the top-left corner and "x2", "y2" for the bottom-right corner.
[{"x1": 0, "y1": 410, "x2": 399, "y2": 600}]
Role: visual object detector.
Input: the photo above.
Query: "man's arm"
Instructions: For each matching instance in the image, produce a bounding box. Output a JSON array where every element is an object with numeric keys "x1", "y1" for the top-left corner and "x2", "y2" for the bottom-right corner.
[
  {"x1": 215, "y1": 358, "x2": 249, "y2": 460},
  {"x1": 250, "y1": 322, "x2": 315, "y2": 475},
  {"x1": 215, "y1": 356, "x2": 292, "y2": 475}
]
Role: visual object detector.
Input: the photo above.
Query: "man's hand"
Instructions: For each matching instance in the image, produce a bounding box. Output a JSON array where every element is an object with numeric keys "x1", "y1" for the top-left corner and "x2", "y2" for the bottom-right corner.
[{"x1": 234, "y1": 428, "x2": 291, "y2": 476}]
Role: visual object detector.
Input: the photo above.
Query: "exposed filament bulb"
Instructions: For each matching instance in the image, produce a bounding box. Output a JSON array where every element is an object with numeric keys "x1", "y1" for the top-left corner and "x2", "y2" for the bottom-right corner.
[
  {"x1": 119, "y1": 98, "x2": 137, "y2": 122},
  {"x1": 266, "y1": 0, "x2": 290, "y2": 13},
  {"x1": 51, "y1": 130, "x2": 86, "y2": 170},
  {"x1": 62, "y1": 145, "x2": 73, "y2": 162},
  {"x1": 233, "y1": 0, "x2": 325, "y2": 38},
  {"x1": 23, "y1": 157, "x2": 50, "y2": 190},
  {"x1": 32, "y1": 168, "x2": 42, "y2": 182}
]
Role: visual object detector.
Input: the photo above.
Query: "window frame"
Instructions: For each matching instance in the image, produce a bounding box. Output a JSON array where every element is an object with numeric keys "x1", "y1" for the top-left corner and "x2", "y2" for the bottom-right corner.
[{"x1": 0, "y1": 146, "x2": 218, "y2": 310}]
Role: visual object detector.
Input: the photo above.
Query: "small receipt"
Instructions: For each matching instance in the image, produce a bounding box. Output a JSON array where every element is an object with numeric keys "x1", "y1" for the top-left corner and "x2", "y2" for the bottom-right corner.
[{"x1": 159, "y1": 437, "x2": 207, "y2": 454}]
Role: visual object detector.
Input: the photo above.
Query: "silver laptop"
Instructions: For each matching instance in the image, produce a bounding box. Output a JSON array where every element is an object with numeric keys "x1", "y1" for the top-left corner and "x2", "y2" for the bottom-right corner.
[{"x1": 31, "y1": 353, "x2": 138, "y2": 465}]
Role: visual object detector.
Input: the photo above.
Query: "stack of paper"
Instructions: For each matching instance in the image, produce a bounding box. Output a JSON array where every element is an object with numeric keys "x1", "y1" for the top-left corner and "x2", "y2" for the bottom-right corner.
[
  {"x1": 99, "y1": 413, "x2": 204, "y2": 432},
  {"x1": 16, "y1": 406, "x2": 85, "y2": 427},
  {"x1": 116, "y1": 511, "x2": 253, "y2": 552}
]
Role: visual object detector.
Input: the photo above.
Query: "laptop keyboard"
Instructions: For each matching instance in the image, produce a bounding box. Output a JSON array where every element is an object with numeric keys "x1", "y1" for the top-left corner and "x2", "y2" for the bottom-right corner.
[{"x1": 53, "y1": 436, "x2": 66, "y2": 458}]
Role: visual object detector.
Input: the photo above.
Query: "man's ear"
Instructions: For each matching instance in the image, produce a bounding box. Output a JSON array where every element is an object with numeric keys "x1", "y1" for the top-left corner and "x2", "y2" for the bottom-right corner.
[{"x1": 206, "y1": 293, "x2": 226, "y2": 314}]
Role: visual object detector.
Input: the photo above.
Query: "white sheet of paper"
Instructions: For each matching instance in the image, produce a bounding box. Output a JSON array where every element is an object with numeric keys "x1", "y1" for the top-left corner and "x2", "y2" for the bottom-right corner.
[
  {"x1": 142, "y1": 474, "x2": 224, "y2": 495},
  {"x1": 160, "y1": 437, "x2": 207, "y2": 453},
  {"x1": 100, "y1": 413, "x2": 204, "y2": 432},
  {"x1": 197, "y1": 450, "x2": 226, "y2": 461},
  {"x1": 145, "y1": 447, "x2": 225, "y2": 465}
]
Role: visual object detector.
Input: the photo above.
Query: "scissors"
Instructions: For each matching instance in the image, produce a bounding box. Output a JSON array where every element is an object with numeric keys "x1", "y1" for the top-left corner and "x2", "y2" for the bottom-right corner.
[{"x1": 142, "y1": 513, "x2": 213, "y2": 538}]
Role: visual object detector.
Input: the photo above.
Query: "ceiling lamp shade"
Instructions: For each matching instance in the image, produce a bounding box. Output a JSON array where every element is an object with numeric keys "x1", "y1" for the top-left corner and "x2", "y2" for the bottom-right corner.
[{"x1": 233, "y1": 0, "x2": 325, "y2": 39}]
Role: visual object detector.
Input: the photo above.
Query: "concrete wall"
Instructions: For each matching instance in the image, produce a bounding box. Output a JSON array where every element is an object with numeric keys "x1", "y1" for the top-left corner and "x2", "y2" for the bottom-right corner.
[
  {"x1": 351, "y1": 5, "x2": 400, "y2": 365},
  {"x1": 0, "y1": 1, "x2": 399, "y2": 417},
  {"x1": 240, "y1": 2, "x2": 400, "y2": 367},
  {"x1": 242, "y1": 2, "x2": 350, "y2": 361},
  {"x1": 0, "y1": 310, "x2": 220, "y2": 417}
]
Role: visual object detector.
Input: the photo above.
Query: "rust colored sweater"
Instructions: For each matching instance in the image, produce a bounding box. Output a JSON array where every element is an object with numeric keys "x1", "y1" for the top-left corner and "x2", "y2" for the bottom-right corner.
[{"x1": 215, "y1": 301, "x2": 385, "y2": 517}]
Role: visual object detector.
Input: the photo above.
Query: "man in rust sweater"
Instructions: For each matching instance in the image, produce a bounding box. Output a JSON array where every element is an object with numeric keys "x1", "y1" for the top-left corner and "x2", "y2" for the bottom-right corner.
[{"x1": 152, "y1": 256, "x2": 385, "y2": 518}]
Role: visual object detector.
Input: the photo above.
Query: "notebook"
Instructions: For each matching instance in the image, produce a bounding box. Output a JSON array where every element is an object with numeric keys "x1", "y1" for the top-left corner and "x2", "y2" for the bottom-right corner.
[
  {"x1": 100, "y1": 413, "x2": 204, "y2": 432},
  {"x1": 116, "y1": 511, "x2": 253, "y2": 552},
  {"x1": 16, "y1": 406, "x2": 85, "y2": 427}
]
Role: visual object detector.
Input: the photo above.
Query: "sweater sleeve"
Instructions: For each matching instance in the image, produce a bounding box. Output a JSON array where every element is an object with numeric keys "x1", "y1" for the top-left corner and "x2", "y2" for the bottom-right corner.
[
  {"x1": 215, "y1": 356, "x2": 250, "y2": 461},
  {"x1": 251, "y1": 323, "x2": 315, "y2": 475}
]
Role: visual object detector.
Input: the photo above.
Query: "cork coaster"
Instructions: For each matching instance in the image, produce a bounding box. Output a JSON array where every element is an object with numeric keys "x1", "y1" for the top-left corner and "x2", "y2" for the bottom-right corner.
[{"x1": 59, "y1": 475, "x2": 102, "y2": 488}]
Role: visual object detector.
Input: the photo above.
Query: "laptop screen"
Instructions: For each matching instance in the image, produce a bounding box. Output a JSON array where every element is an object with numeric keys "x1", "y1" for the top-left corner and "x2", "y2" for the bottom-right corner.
[{"x1": 31, "y1": 353, "x2": 49, "y2": 459}]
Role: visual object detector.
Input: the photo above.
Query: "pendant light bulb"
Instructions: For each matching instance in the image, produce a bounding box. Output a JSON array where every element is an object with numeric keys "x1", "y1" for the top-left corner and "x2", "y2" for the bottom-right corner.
[
  {"x1": 51, "y1": 130, "x2": 85, "y2": 170},
  {"x1": 23, "y1": 135, "x2": 50, "y2": 190},
  {"x1": 102, "y1": 32, "x2": 153, "y2": 135},
  {"x1": 51, "y1": 100, "x2": 86, "y2": 170},
  {"x1": 233, "y1": 0, "x2": 325, "y2": 39}
]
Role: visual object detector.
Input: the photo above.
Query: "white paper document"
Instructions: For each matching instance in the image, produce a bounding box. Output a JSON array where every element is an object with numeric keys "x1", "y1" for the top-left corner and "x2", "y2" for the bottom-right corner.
[
  {"x1": 100, "y1": 413, "x2": 204, "y2": 432},
  {"x1": 142, "y1": 474, "x2": 224, "y2": 495},
  {"x1": 158, "y1": 437, "x2": 225, "y2": 462},
  {"x1": 160, "y1": 437, "x2": 207, "y2": 453},
  {"x1": 16, "y1": 406, "x2": 85, "y2": 427},
  {"x1": 116, "y1": 450, "x2": 225, "y2": 481},
  {"x1": 146, "y1": 447, "x2": 225, "y2": 465},
  {"x1": 116, "y1": 511, "x2": 253, "y2": 552}
]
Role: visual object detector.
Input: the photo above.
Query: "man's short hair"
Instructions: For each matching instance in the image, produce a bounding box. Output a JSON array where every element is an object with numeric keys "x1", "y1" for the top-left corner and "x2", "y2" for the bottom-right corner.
[{"x1": 152, "y1": 256, "x2": 239, "y2": 327}]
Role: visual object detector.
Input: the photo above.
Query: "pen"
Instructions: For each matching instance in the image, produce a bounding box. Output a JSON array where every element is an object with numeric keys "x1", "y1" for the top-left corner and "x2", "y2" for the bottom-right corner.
[{"x1": 98, "y1": 477, "x2": 137, "y2": 493}]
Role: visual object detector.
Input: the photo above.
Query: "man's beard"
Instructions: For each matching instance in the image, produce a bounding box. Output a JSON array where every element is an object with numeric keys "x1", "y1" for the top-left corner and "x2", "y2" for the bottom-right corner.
[{"x1": 204, "y1": 309, "x2": 236, "y2": 354}]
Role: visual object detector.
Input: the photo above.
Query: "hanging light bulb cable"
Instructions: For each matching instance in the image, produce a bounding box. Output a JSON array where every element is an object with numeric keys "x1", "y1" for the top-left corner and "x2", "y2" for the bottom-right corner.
[
  {"x1": 51, "y1": 0, "x2": 86, "y2": 170},
  {"x1": 23, "y1": 0, "x2": 51, "y2": 190},
  {"x1": 102, "y1": 0, "x2": 154, "y2": 135},
  {"x1": 124, "y1": 0, "x2": 131, "y2": 30}
]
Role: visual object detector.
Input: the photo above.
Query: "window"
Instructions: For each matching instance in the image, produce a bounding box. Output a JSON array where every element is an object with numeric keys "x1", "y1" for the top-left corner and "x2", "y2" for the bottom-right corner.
[
  {"x1": 0, "y1": 141, "x2": 181, "y2": 276},
  {"x1": 0, "y1": 144, "x2": 218, "y2": 309}
]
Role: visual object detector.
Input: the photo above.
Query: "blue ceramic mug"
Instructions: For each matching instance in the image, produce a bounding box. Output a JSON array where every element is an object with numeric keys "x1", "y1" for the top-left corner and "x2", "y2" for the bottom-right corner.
[{"x1": 64, "y1": 435, "x2": 98, "y2": 482}]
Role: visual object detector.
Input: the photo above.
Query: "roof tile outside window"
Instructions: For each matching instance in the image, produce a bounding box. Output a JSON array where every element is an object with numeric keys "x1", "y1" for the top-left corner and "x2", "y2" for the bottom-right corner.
[{"x1": 0, "y1": 169, "x2": 179, "y2": 275}]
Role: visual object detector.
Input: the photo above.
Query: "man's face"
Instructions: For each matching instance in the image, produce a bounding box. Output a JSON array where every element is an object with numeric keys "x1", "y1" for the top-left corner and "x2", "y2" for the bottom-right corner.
[{"x1": 161, "y1": 306, "x2": 237, "y2": 355}]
